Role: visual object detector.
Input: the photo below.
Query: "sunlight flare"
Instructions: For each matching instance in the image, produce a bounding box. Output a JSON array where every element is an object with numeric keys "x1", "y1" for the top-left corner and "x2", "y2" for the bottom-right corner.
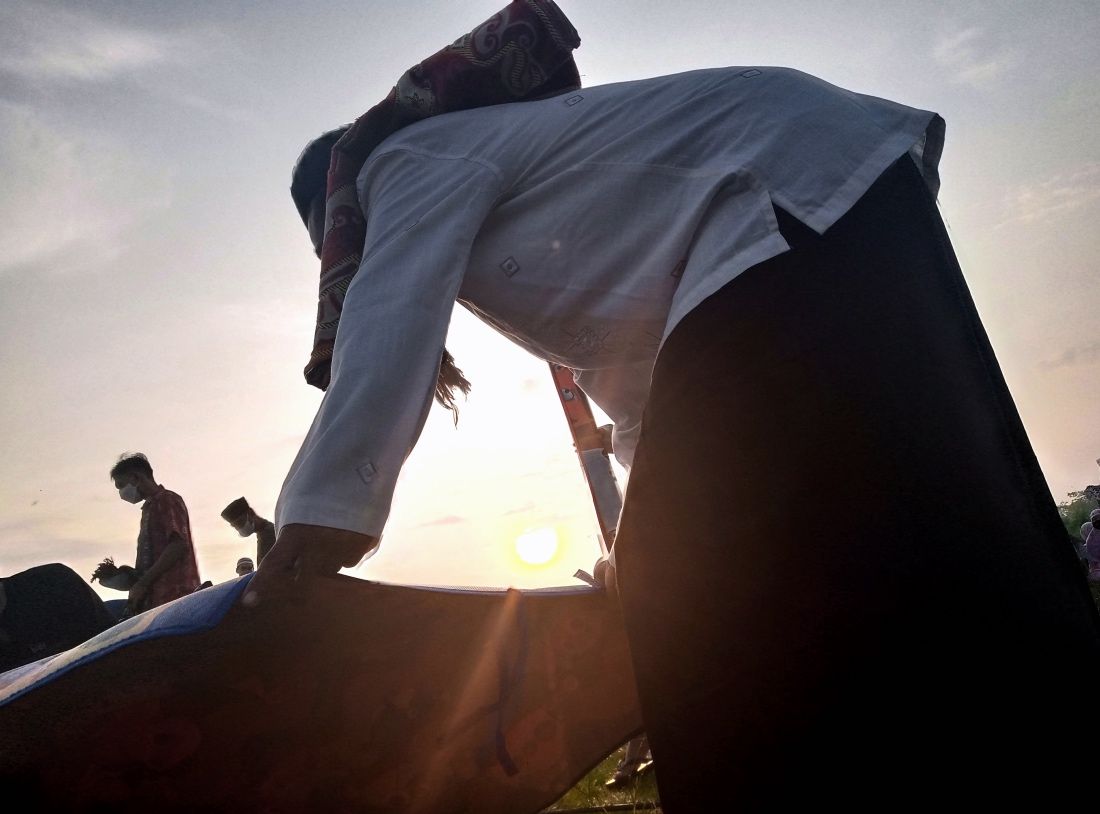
[{"x1": 515, "y1": 527, "x2": 559, "y2": 566}]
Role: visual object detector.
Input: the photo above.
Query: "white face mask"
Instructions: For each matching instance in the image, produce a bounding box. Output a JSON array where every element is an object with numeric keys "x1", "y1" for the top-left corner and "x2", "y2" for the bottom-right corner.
[
  {"x1": 119, "y1": 484, "x2": 142, "y2": 504},
  {"x1": 237, "y1": 520, "x2": 255, "y2": 537}
]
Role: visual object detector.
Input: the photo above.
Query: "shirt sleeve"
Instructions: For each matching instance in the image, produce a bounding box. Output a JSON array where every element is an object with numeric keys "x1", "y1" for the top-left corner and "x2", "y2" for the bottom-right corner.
[
  {"x1": 275, "y1": 149, "x2": 502, "y2": 537},
  {"x1": 256, "y1": 522, "x2": 276, "y2": 564},
  {"x1": 147, "y1": 493, "x2": 192, "y2": 552},
  {"x1": 1088, "y1": 528, "x2": 1100, "y2": 561},
  {"x1": 572, "y1": 359, "x2": 656, "y2": 470}
]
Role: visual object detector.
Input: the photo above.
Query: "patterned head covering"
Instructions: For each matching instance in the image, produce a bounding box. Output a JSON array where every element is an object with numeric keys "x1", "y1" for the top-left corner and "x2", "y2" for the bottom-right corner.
[{"x1": 294, "y1": 1, "x2": 581, "y2": 390}]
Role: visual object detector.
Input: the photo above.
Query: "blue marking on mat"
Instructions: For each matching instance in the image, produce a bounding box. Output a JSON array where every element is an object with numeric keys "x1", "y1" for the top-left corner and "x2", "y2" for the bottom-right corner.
[{"x1": 0, "y1": 574, "x2": 252, "y2": 707}]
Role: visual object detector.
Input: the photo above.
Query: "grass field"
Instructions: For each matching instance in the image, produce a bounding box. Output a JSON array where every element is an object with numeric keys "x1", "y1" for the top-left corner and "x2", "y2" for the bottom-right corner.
[{"x1": 544, "y1": 744, "x2": 661, "y2": 812}]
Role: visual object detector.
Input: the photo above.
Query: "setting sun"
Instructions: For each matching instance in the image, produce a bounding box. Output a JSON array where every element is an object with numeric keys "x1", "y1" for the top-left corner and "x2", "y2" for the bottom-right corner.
[{"x1": 515, "y1": 527, "x2": 559, "y2": 566}]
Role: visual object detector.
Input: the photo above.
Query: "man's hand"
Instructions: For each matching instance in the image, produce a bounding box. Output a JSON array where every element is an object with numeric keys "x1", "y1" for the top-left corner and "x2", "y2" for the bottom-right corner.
[
  {"x1": 93, "y1": 559, "x2": 141, "y2": 591},
  {"x1": 127, "y1": 577, "x2": 151, "y2": 610},
  {"x1": 593, "y1": 553, "x2": 619, "y2": 599},
  {"x1": 596, "y1": 423, "x2": 615, "y2": 455},
  {"x1": 243, "y1": 524, "x2": 378, "y2": 606}
]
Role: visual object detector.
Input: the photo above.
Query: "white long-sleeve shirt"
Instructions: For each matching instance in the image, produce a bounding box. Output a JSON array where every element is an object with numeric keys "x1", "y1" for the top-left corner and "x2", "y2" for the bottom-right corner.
[{"x1": 275, "y1": 66, "x2": 944, "y2": 537}]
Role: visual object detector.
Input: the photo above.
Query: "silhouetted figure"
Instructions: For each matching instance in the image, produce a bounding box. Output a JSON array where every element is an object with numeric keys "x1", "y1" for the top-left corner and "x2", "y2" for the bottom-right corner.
[
  {"x1": 221, "y1": 497, "x2": 275, "y2": 566},
  {"x1": 103, "y1": 453, "x2": 201, "y2": 615},
  {"x1": 0, "y1": 564, "x2": 116, "y2": 673},
  {"x1": 247, "y1": 4, "x2": 1100, "y2": 809}
]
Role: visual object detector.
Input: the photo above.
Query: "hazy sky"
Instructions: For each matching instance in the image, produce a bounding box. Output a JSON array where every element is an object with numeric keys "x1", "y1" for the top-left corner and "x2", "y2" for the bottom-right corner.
[{"x1": 1, "y1": 0, "x2": 1098, "y2": 596}]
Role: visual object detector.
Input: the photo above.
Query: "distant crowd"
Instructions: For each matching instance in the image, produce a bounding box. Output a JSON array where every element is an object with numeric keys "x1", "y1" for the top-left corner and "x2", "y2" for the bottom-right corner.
[{"x1": 0, "y1": 452, "x2": 270, "y2": 672}]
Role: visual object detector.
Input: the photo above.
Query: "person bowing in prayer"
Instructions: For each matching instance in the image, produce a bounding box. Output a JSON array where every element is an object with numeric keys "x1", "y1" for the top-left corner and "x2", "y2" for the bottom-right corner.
[{"x1": 248, "y1": 2, "x2": 1100, "y2": 810}]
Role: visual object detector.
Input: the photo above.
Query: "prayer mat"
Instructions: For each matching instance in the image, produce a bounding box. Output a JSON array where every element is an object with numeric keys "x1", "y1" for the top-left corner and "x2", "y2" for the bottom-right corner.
[{"x1": 0, "y1": 573, "x2": 640, "y2": 813}]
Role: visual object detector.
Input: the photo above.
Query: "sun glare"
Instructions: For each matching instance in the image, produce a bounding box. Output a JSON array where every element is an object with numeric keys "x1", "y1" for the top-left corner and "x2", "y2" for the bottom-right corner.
[{"x1": 515, "y1": 527, "x2": 559, "y2": 566}]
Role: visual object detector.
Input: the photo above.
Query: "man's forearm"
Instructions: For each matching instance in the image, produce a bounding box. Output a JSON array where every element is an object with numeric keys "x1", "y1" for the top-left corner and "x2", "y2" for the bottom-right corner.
[{"x1": 139, "y1": 540, "x2": 187, "y2": 586}]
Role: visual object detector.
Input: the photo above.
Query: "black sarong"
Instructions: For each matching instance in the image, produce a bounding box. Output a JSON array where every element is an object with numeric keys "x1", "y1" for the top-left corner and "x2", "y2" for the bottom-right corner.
[{"x1": 617, "y1": 157, "x2": 1100, "y2": 810}]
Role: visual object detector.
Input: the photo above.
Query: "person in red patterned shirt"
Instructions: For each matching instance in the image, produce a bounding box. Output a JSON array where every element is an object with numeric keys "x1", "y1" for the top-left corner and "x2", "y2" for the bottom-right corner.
[{"x1": 109, "y1": 453, "x2": 201, "y2": 614}]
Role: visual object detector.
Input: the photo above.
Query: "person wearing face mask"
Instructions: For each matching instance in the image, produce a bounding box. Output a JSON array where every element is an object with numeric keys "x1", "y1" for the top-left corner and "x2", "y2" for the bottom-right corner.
[
  {"x1": 220, "y1": 497, "x2": 276, "y2": 566},
  {"x1": 106, "y1": 453, "x2": 201, "y2": 615}
]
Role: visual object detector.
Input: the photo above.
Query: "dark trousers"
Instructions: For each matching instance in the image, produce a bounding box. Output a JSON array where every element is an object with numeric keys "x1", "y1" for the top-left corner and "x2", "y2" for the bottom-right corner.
[{"x1": 616, "y1": 157, "x2": 1100, "y2": 810}]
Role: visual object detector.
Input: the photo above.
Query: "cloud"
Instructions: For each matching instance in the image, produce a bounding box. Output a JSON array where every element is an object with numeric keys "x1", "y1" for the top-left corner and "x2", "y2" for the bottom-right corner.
[
  {"x1": 172, "y1": 91, "x2": 259, "y2": 125},
  {"x1": 0, "y1": 510, "x2": 108, "y2": 575},
  {"x1": 0, "y1": 100, "x2": 172, "y2": 275},
  {"x1": 0, "y1": 5, "x2": 256, "y2": 124},
  {"x1": 0, "y1": 4, "x2": 179, "y2": 83},
  {"x1": 1039, "y1": 340, "x2": 1100, "y2": 371},
  {"x1": 932, "y1": 27, "x2": 1015, "y2": 88},
  {"x1": 413, "y1": 515, "x2": 468, "y2": 528},
  {"x1": 997, "y1": 163, "x2": 1100, "y2": 229}
]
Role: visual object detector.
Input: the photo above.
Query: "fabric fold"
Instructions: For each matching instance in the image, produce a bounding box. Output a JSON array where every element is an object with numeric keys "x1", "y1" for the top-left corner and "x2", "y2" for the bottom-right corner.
[{"x1": 296, "y1": 0, "x2": 582, "y2": 390}]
